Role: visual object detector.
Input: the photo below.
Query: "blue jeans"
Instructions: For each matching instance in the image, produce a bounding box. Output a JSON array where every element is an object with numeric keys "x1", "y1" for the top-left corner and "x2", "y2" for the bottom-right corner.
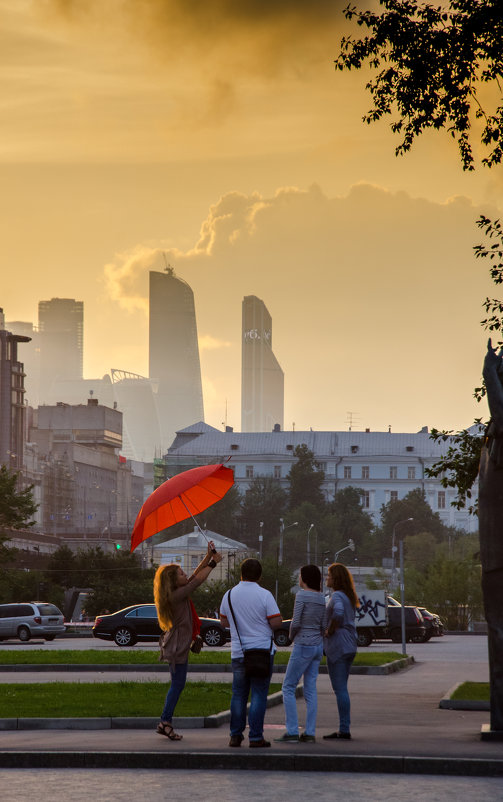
[
  {"x1": 282, "y1": 642, "x2": 323, "y2": 736},
  {"x1": 230, "y1": 656, "x2": 273, "y2": 742},
  {"x1": 161, "y1": 662, "x2": 188, "y2": 722},
  {"x1": 327, "y1": 652, "x2": 356, "y2": 734}
]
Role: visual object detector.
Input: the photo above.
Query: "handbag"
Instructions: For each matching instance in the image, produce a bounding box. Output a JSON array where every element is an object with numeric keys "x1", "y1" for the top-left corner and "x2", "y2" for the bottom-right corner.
[
  {"x1": 190, "y1": 634, "x2": 204, "y2": 654},
  {"x1": 227, "y1": 589, "x2": 272, "y2": 679}
]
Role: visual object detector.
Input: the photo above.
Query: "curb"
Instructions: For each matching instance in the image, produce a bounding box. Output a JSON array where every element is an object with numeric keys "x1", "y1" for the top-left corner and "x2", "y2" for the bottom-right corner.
[
  {"x1": 0, "y1": 751, "x2": 501, "y2": 777},
  {"x1": 439, "y1": 683, "x2": 489, "y2": 711}
]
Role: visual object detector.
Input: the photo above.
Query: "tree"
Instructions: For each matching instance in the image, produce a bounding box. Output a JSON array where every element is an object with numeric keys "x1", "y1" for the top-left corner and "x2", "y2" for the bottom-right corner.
[
  {"x1": 380, "y1": 487, "x2": 448, "y2": 541},
  {"x1": 331, "y1": 486, "x2": 374, "y2": 550},
  {"x1": 287, "y1": 444, "x2": 326, "y2": 510},
  {"x1": 240, "y1": 475, "x2": 288, "y2": 557},
  {"x1": 0, "y1": 465, "x2": 37, "y2": 530},
  {"x1": 336, "y1": 0, "x2": 503, "y2": 171},
  {"x1": 199, "y1": 484, "x2": 242, "y2": 539}
]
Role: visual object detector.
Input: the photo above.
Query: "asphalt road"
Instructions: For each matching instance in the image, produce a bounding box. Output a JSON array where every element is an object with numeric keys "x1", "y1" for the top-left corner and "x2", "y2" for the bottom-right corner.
[{"x1": 1, "y1": 768, "x2": 502, "y2": 802}]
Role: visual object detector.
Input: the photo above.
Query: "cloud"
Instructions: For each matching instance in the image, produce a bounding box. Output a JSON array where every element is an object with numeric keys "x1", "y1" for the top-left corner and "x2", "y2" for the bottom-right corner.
[
  {"x1": 103, "y1": 181, "x2": 498, "y2": 432},
  {"x1": 199, "y1": 335, "x2": 232, "y2": 351}
]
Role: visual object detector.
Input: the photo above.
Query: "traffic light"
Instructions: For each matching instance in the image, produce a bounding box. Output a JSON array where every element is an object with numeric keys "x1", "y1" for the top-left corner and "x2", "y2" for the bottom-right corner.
[{"x1": 114, "y1": 542, "x2": 121, "y2": 550}]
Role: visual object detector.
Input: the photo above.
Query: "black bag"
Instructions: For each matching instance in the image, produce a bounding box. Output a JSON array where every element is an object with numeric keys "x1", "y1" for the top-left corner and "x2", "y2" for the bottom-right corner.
[
  {"x1": 243, "y1": 648, "x2": 271, "y2": 678},
  {"x1": 190, "y1": 634, "x2": 204, "y2": 654}
]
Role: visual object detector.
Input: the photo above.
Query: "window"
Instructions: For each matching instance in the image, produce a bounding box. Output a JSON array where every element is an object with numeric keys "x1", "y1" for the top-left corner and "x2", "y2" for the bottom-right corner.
[
  {"x1": 408, "y1": 466, "x2": 416, "y2": 480},
  {"x1": 351, "y1": 445, "x2": 359, "y2": 454},
  {"x1": 362, "y1": 466, "x2": 369, "y2": 479},
  {"x1": 390, "y1": 491, "x2": 398, "y2": 503},
  {"x1": 390, "y1": 466, "x2": 397, "y2": 480},
  {"x1": 274, "y1": 465, "x2": 281, "y2": 479},
  {"x1": 438, "y1": 491, "x2": 446, "y2": 509},
  {"x1": 317, "y1": 461, "x2": 327, "y2": 472},
  {"x1": 361, "y1": 490, "x2": 370, "y2": 508},
  {"x1": 246, "y1": 465, "x2": 254, "y2": 479},
  {"x1": 344, "y1": 465, "x2": 352, "y2": 479}
]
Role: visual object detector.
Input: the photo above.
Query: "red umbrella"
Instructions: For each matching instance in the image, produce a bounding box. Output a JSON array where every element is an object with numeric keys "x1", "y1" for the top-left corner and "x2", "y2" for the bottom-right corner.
[{"x1": 130, "y1": 463, "x2": 234, "y2": 552}]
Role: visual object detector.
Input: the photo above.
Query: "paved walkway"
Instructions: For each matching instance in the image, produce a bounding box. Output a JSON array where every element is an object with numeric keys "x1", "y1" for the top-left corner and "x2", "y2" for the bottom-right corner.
[{"x1": 0, "y1": 656, "x2": 501, "y2": 775}]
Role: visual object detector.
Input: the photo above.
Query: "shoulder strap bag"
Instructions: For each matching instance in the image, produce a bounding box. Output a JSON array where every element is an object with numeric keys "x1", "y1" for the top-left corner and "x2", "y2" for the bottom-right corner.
[{"x1": 227, "y1": 588, "x2": 273, "y2": 679}]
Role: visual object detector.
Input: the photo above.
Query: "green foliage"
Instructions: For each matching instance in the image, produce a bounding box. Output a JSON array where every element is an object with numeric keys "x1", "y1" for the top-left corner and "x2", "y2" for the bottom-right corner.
[
  {"x1": 330, "y1": 486, "x2": 374, "y2": 550},
  {"x1": 199, "y1": 484, "x2": 242, "y2": 539},
  {"x1": 287, "y1": 444, "x2": 326, "y2": 510},
  {"x1": 259, "y1": 557, "x2": 297, "y2": 619},
  {"x1": 380, "y1": 488, "x2": 447, "y2": 541},
  {"x1": 337, "y1": 0, "x2": 503, "y2": 170},
  {"x1": 191, "y1": 579, "x2": 230, "y2": 617},
  {"x1": 0, "y1": 465, "x2": 37, "y2": 530},
  {"x1": 240, "y1": 475, "x2": 288, "y2": 556}
]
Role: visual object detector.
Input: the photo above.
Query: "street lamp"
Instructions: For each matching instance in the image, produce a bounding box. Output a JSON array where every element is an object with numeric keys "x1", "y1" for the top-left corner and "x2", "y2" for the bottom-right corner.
[
  {"x1": 306, "y1": 523, "x2": 314, "y2": 564},
  {"x1": 334, "y1": 538, "x2": 355, "y2": 562},
  {"x1": 278, "y1": 519, "x2": 298, "y2": 565},
  {"x1": 258, "y1": 521, "x2": 264, "y2": 559},
  {"x1": 321, "y1": 550, "x2": 331, "y2": 594},
  {"x1": 391, "y1": 518, "x2": 413, "y2": 590},
  {"x1": 391, "y1": 517, "x2": 413, "y2": 657}
]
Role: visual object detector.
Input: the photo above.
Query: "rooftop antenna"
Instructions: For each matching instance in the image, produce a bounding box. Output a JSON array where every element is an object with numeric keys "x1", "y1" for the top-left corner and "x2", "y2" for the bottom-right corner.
[
  {"x1": 163, "y1": 253, "x2": 174, "y2": 276},
  {"x1": 222, "y1": 398, "x2": 228, "y2": 430},
  {"x1": 346, "y1": 411, "x2": 360, "y2": 431}
]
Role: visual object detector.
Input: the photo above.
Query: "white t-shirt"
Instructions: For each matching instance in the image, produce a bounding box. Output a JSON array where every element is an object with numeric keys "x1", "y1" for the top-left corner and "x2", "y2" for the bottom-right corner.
[{"x1": 220, "y1": 581, "x2": 281, "y2": 659}]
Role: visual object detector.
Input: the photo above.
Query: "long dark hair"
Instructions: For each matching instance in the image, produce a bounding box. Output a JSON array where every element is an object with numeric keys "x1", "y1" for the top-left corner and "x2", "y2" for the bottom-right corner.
[{"x1": 328, "y1": 563, "x2": 360, "y2": 609}]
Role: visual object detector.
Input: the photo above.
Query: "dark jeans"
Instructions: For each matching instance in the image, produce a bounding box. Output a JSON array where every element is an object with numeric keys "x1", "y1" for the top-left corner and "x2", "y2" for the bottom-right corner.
[
  {"x1": 161, "y1": 661, "x2": 188, "y2": 722},
  {"x1": 230, "y1": 656, "x2": 273, "y2": 742}
]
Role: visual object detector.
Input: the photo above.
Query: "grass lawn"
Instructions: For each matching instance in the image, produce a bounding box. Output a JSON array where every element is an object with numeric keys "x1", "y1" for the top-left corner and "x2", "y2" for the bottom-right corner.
[
  {"x1": 450, "y1": 681, "x2": 490, "y2": 702},
  {"x1": 0, "y1": 681, "x2": 282, "y2": 718},
  {"x1": 0, "y1": 649, "x2": 404, "y2": 667}
]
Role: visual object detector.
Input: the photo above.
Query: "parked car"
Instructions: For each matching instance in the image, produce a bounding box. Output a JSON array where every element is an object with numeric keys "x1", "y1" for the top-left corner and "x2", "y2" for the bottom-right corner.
[
  {"x1": 386, "y1": 605, "x2": 426, "y2": 643},
  {"x1": 0, "y1": 602, "x2": 65, "y2": 642},
  {"x1": 92, "y1": 604, "x2": 230, "y2": 647},
  {"x1": 418, "y1": 607, "x2": 445, "y2": 640},
  {"x1": 273, "y1": 620, "x2": 292, "y2": 647}
]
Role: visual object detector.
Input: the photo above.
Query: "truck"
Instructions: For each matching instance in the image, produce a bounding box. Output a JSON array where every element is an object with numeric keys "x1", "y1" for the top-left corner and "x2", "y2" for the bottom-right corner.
[{"x1": 356, "y1": 591, "x2": 426, "y2": 646}]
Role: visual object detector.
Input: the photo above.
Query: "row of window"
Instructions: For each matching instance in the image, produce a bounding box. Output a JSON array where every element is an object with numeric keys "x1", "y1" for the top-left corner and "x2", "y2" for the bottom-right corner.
[
  {"x1": 244, "y1": 465, "x2": 419, "y2": 481},
  {"x1": 360, "y1": 489, "x2": 446, "y2": 510}
]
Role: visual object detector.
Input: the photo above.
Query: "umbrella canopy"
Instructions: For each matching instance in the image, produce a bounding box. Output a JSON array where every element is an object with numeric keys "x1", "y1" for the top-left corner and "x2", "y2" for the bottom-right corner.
[{"x1": 130, "y1": 463, "x2": 234, "y2": 552}]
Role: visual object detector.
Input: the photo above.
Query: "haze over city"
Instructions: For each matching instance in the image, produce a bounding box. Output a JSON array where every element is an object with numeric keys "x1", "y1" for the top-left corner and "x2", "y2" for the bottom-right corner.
[{"x1": 2, "y1": 0, "x2": 501, "y2": 437}]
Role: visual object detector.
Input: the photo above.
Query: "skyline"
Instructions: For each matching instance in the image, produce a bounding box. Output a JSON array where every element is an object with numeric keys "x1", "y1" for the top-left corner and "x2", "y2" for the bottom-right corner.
[{"x1": 2, "y1": 0, "x2": 502, "y2": 437}]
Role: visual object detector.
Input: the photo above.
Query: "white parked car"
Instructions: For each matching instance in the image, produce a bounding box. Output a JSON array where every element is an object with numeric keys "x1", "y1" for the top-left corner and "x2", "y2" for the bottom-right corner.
[{"x1": 0, "y1": 602, "x2": 66, "y2": 642}]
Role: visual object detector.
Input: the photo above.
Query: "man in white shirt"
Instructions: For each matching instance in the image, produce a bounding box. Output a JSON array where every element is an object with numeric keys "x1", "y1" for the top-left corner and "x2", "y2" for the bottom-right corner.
[{"x1": 220, "y1": 558, "x2": 282, "y2": 748}]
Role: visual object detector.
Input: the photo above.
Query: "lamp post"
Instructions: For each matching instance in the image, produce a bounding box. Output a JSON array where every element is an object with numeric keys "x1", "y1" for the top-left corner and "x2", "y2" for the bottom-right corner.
[
  {"x1": 334, "y1": 538, "x2": 355, "y2": 562},
  {"x1": 258, "y1": 521, "x2": 264, "y2": 559},
  {"x1": 391, "y1": 518, "x2": 413, "y2": 591},
  {"x1": 321, "y1": 550, "x2": 331, "y2": 593},
  {"x1": 306, "y1": 523, "x2": 314, "y2": 564},
  {"x1": 278, "y1": 519, "x2": 298, "y2": 565}
]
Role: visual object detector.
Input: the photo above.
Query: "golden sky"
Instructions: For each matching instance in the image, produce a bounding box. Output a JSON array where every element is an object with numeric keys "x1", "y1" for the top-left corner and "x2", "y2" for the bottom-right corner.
[{"x1": 2, "y1": 0, "x2": 502, "y2": 435}]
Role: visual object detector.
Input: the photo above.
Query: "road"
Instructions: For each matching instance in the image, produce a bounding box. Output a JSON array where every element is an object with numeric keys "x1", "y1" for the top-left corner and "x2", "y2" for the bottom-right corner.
[{"x1": 1, "y1": 768, "x2": 502, "y2": 802}]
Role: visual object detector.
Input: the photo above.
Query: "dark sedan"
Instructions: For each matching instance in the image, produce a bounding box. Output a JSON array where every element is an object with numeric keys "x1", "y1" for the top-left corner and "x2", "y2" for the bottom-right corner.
[{"x1": 92, "y1": 604, "x2": 230, "y2": 647}]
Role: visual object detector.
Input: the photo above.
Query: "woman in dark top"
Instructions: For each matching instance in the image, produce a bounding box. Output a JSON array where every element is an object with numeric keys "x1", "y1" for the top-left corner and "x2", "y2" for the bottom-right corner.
[{"x1": 154, "y1": 540, "x2": 222, "y2": 740}]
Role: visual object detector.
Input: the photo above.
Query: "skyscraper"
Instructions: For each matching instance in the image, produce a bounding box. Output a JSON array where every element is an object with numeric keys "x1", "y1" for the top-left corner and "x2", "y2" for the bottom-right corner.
[
  {"x1": 149, "y1": 268, "x2": 204, "y2": 451},
  {"x1": 0, "y1": 324, "x2": 31, "y2": 471},
  {"x1": 241, "y1": 295, "x2": 284, "y2": 432},
  {"x1": 38, "y1": 298, "x2": 83, "y2": 404}
]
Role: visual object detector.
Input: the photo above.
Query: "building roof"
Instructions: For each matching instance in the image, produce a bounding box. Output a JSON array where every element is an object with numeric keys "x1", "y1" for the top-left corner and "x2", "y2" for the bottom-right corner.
[
  {"x1": 155, "y1": 527, "x2": 248, "y2": 552},
  {"x1": 165, "y1": 427, "x2": 452, "y2": 460}
]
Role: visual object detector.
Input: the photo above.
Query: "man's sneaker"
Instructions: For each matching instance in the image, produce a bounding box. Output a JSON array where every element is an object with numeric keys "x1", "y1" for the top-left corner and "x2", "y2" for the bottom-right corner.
[
  {"x1": 274, "y1": 732, "x2": 299, "y2": 742},
  {"x1": 249, "y1": 739, "x2": 271, "y2": 748},
  {"x1": 229, "y1": 734, "x2": 244, "y2": 747},
  {"x1": 299, "y1": 733, "x2": 316, "y2": 743},
  {"x1": 323, "y1": 731, "x2": 351, "y2": 740}
]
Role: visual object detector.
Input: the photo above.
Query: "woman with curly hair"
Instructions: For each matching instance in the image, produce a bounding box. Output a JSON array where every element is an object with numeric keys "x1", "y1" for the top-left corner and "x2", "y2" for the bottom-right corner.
[
  {"x1": 154, "y1": 539, "x2": 222, "y2": 741},
  {"x1": 323, "y1": 562, "x2": 359, "y2": 741}
]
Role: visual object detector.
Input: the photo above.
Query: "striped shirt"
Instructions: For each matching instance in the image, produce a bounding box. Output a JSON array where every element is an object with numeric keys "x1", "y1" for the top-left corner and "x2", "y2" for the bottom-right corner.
[{"x1": 288, "y1": 589, "x2": 327, "y2": 645}]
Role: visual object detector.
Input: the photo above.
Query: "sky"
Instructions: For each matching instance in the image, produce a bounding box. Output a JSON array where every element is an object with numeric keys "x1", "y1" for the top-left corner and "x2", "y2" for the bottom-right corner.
[{"x1": 2, "y1": 0, "x2": 503, "y2": 436}]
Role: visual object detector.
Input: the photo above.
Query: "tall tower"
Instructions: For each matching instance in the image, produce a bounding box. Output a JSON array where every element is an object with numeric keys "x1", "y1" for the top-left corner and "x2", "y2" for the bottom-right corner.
[
  {"x1": 241, "y1": 295, "x2": 284, "y2": 432},
  {"x1": 38, "y1": 298, "x2": 83, "y2": 404},
  {"x1": 0, "y1": 327, "x2": 31, "y2": 471},
  {"x1": 149, "y1": 268, "x2": 204, "y2": 451}
]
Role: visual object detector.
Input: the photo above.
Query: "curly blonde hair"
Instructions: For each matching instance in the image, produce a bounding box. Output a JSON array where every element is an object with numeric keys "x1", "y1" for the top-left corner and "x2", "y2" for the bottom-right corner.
[
  {"x1": 327, "y1": 563, "x2": 360, "y2": 610},
  {"x1": 154, "y1": 563, "x2": 180, "y2": 631}
]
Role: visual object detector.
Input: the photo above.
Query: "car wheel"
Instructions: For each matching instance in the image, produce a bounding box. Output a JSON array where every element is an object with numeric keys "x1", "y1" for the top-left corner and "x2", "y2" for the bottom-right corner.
[
  {"x1": 410, "y1": 632, "x2": 426, "y2": 643},
  {"x1": 44, "y1": 635, "x2": 56, "y2": 641},
  {"x1": 114, "y1": 627, "x2": 137, "y2": 647},
  {"x1": 203, "y1": 626, "x2": 225, "y2": 647},
  {"x1": 390, "y1": 628, "x2": 402, "y2": 643},
  {"x1": 17, "y1": 626, "x2": 31, "y2": 642},
  {"x1": 357, "y1": 630, "x2": 372, "y2": 647},
  {"x1": 273, "y1": 630, "x2": 291, "y2": 647}
]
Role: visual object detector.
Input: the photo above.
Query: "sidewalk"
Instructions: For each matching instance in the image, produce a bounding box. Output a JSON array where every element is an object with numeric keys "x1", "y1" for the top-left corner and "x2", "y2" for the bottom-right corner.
[{"x1": 0, "y1": 658, "x2": 501, "y2": 776}]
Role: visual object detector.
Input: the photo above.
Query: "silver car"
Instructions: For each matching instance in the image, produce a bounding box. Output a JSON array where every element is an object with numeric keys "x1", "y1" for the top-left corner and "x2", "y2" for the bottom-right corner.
[{"x1": 0, "y1": 602, "x2": 66, "y2": 642}]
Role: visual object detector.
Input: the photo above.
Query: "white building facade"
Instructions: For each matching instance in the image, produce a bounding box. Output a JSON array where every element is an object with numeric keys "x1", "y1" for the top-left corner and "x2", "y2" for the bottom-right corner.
[{"x1": 163, "y1": 423, "x2": 478, "y2": 532}]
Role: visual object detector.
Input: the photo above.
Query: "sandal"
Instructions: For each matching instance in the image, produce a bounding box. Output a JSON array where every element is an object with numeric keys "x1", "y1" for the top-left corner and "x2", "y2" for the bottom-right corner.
[{"x1": 157, "y1": 721, "x2": 183, "y2": 740}]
